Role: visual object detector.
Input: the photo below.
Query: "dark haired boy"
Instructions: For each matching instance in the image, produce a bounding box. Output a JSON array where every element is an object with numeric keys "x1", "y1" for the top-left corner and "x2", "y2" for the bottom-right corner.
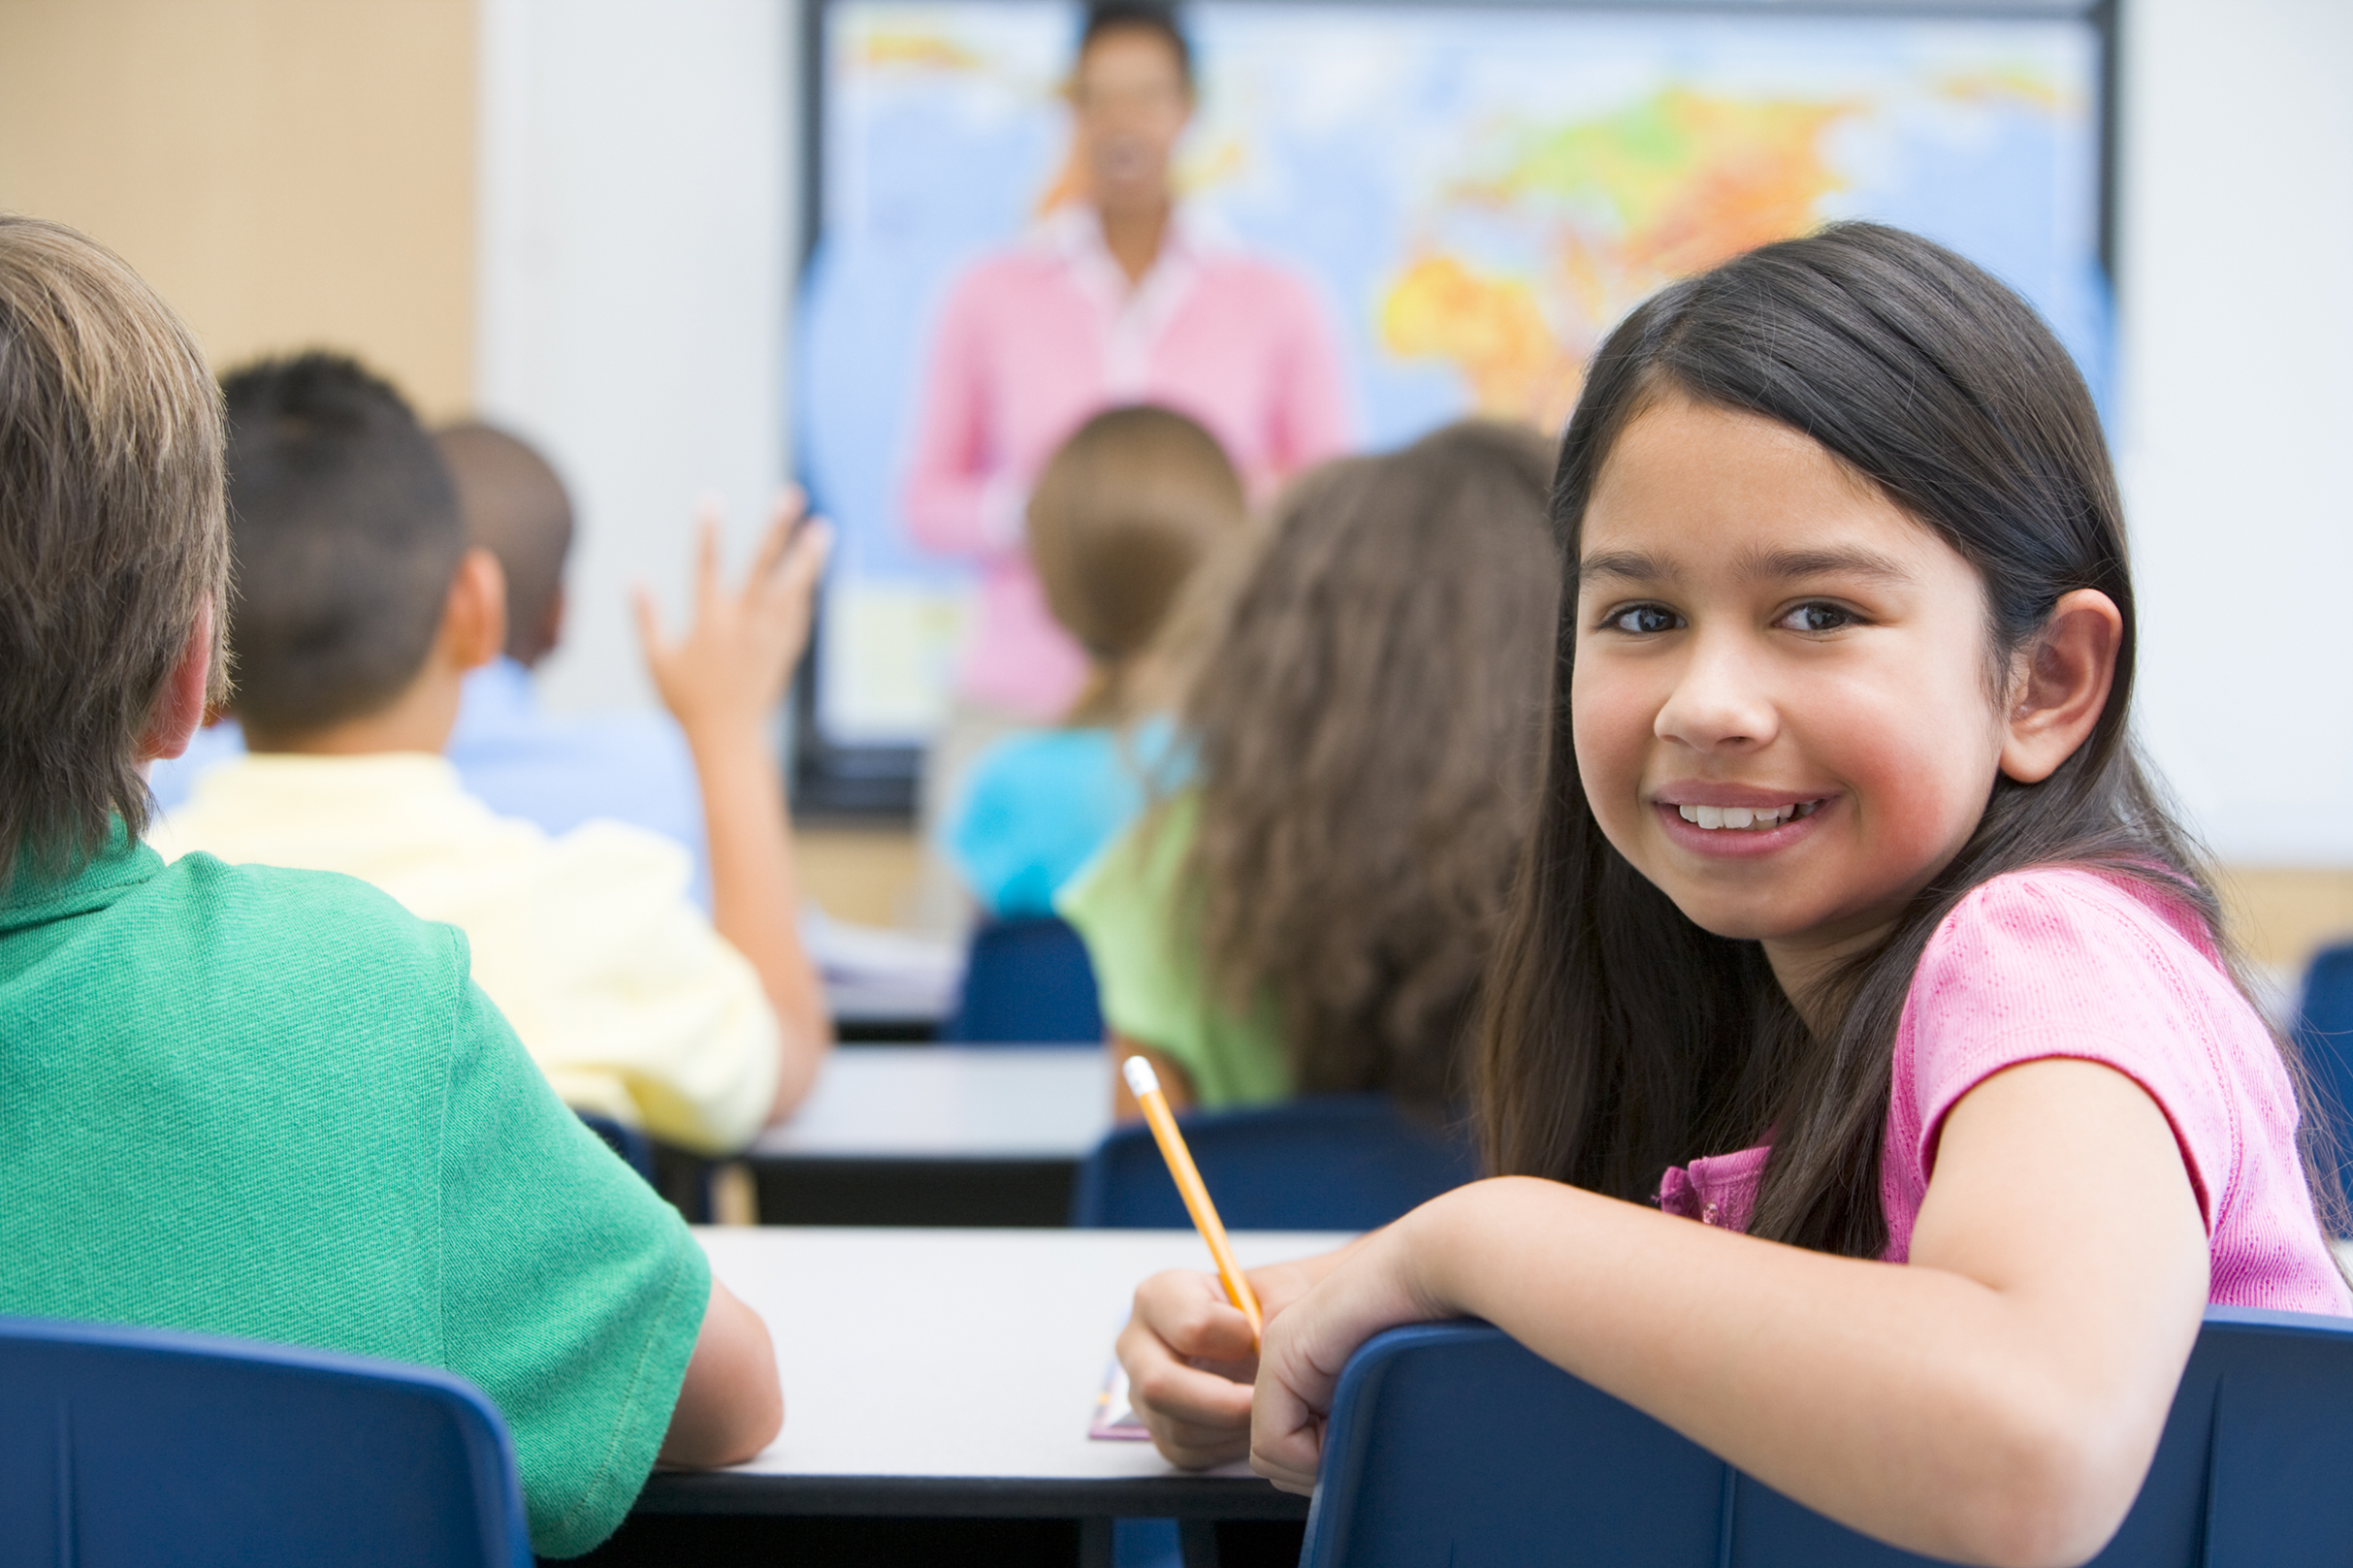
[
  {"x1": 159, "y1": 353, "x2": 830, "y2": 1154},
  {"x1": 0, "y1": 216, "x2": 780, "y2": 1556},
  {"x1": 147, "y1": 423, "x2": 715, "y2": 906}
]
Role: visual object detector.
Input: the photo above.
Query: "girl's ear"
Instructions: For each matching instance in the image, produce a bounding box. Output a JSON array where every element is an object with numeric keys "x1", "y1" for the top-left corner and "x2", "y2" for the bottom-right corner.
[{"x1": 1998, "y1": 589, "x2": 2123, "y2": 784}]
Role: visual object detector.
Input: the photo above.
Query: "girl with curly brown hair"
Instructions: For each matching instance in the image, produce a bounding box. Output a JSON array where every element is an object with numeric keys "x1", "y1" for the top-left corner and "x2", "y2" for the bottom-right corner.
[{"x1": 1058, "y1": 419, "x2": 1560, "y2": 1115}]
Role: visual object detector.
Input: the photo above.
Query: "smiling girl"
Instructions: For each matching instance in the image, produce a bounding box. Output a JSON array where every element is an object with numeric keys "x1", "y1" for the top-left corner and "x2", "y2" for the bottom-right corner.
[{"x1": 1112, "y1": 224, "x2": 2350, "y2": 1568}]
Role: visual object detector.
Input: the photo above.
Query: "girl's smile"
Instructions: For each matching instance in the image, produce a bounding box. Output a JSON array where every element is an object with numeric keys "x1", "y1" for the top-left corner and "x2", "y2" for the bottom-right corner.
[
  {"x1": 1572, "y1": 392, "x2": 2012, "y2": 991},
  {"x1": 1652, "y1": 789, "x2": 1834, "y2": 858}
]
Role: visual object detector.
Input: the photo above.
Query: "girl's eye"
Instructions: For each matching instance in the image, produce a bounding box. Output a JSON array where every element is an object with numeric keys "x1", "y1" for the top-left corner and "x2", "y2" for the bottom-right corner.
[
  {"x1": 1608, "y1": 604, "x2": 1680, "y2": 635},
  {"x1": 1777, "y1": 602, "x2": 1855, "y2": 634}
]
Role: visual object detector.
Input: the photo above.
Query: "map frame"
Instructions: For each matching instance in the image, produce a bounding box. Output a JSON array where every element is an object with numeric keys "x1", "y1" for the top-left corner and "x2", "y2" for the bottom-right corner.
[{"x1": 786, "y1": 0, "x2": 2118, "y2": 819}]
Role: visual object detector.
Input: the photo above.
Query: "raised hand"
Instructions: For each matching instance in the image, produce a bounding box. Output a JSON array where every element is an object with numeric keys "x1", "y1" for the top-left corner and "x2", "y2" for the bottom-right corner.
[{"x1": 633, "y1": 489, "x2": 833, "y2": 741}]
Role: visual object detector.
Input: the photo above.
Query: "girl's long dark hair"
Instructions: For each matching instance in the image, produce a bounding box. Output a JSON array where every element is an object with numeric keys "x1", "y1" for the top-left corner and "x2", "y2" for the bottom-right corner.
[{"x1": 1477, "y1": 223, "x2": 2309, "y2": 1257}]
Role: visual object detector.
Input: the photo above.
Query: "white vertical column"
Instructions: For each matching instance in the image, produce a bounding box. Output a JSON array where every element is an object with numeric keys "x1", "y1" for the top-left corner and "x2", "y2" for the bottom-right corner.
[
  {"x1": 2117, "y1": 0, "x2": 2353, "y2": 862},
  {"x1": 475, "y1": 0, "x2": 797, "y2": 716}
]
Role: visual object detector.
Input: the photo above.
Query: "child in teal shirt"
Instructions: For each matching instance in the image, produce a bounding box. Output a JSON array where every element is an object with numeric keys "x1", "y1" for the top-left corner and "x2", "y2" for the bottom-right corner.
[{"x1": 0, "y1": 214, "x2": 778, "y2": 1557}]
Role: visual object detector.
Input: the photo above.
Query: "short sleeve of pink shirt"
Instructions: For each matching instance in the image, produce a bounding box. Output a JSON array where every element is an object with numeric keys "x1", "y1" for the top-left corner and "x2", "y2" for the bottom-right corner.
[{"x1": 1884, "y1": 866, "x2": 2348, "y2": 1314}]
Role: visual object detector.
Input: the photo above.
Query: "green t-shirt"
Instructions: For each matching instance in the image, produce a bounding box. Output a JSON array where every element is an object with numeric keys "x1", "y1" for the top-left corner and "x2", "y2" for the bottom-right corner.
[
  {"x1": 0, "y1": 828, "x2": 708, "y2": 1558},
  {"x1": 1056, "y1": 792, "x2": 1292, "y2": 1109}
]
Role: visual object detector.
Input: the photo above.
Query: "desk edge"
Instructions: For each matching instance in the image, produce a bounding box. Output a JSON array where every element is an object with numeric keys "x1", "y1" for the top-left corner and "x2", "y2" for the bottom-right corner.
[{"x1": 634, "y1": 1471, "x2": 1309, "y2": 1520}]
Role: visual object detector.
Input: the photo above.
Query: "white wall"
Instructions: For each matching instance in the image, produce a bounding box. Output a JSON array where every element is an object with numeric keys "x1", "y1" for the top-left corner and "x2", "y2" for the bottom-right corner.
[
  {"x1": 473, "y1": 0, "x2": 2353, "y2": 866},
  {"x1": 2118, "y1": 0, "x2": 2353, "y2": 864},
  {"x1": 474, "y1": 0, "x2": 795, "y2": 717}
]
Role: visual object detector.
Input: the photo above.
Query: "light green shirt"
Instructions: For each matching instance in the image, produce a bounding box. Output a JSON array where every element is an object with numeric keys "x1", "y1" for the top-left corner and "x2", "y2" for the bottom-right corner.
[
  {"x1": 1056, "y1": 792, "x2": 1292, "y2": 1108},
  {"x1": 0, "y1": 826, "x2": 707, "y2": 1557}
]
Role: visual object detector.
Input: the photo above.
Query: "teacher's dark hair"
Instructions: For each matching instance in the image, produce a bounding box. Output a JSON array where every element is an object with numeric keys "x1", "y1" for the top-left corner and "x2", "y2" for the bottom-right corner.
[
  {"x1": 1080, "y1": 2, "x2": 1193, "y2": 89},
  {"x1": 1477, "y1": 221, "x2": 2346, "y2": 1256}
]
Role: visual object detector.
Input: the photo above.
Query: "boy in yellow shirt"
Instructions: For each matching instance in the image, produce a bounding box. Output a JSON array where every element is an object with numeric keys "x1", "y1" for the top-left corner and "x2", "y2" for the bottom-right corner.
[{"x1": 158, "y1": 353, "x2": 830, "y2": 1153}]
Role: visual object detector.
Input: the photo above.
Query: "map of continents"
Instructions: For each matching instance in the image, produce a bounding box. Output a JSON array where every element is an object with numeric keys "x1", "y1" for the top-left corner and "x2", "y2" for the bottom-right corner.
[
  {"x1": 1375, "y1": 74, "x2": 2082, "y2": 432},
  {"x1": 802, "y1": 3, "x2": 2100, "y2": 738}
]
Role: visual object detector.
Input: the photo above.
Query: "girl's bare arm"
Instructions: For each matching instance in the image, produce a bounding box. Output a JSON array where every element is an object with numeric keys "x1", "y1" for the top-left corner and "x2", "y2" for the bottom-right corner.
[{"x1": 1253, "y1": 1058, "x2": 2208, "y2": 1568}]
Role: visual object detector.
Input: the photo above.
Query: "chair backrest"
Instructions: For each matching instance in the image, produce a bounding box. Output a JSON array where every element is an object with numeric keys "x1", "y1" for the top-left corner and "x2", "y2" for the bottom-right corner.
[
  {"x1": 1072, "y1": 1094, "x2": 1481, "y2": 1230},
  {"x1": 1301, "y1": 1306, "x2": 2353, "y2": 1568},
  {"x1": 575, "y1": 1109, "x2": 660, "y2": 1183},
  {"x1": 941, "y1": 916, "x2": 1105, "y2": 1044},
  {"x1": 2295, "y1": 942, "x2": 2353, "y2": 1208},
  {"x1": 0, "y1": 1315, "x2": 531, "y2": 1568}
]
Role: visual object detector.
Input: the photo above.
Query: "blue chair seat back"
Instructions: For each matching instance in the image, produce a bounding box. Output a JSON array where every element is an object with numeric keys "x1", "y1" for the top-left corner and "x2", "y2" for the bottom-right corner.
[
  {"x1": 1073, "y1": 1094, "x2": 1480, "y2": 1230},
  {"x1": 1302, "y1": 1306, "x2": 2353, "y2": 1567},
  {"x1": 942, "y1": 916, "x2": 1105, "y2": 1043},
  {"x1": 0, "y1": 1315, "x2": 530, "y2": 1568}
]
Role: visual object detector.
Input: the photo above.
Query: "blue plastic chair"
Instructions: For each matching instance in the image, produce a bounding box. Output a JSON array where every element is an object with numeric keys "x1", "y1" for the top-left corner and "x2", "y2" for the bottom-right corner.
[
  {"x1": 2293, "y1": 942, "x2": 2353, "y2": 1213},
  {"x1": 941, "y1": 916, "x2": 1105, "y2": 1043},
  {"x1": 575, "y1": 1109, "x2": 660, "y2": 1184},
  {"x1": 1301, "y1": 1306, "x2": 2353, "y2": 1567},
  {"x1": 0, "y1": 1314, "x2": 530, "y2": 1567},
  {"x1": 1072, "y1": 1094, "x2": 1481, "y2": 1230}
]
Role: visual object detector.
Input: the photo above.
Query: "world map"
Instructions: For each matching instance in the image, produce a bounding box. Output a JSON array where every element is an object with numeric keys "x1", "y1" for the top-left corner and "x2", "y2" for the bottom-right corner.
[{"x1": 799, "y1": 1, "x2": 2104, "y2": 743}]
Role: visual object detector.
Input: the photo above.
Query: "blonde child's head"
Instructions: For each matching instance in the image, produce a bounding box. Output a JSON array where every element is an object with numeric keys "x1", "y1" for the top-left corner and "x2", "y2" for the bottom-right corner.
[
  {"x1": 1026, "y1": 404, "x2": 1245, "y2": 724},
  {"x1": 0, "y1": 215, "x2": 227, "y2": 879},
  {"x1": 1480, "y1": 223, "x2": 2237, "y2": 1255}
]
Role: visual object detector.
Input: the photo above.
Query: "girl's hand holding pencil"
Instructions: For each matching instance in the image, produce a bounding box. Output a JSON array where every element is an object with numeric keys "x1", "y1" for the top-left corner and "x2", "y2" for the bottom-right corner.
[{"x1": 1113, "y1": 1055, "x2": 1365, "y2": 1469}]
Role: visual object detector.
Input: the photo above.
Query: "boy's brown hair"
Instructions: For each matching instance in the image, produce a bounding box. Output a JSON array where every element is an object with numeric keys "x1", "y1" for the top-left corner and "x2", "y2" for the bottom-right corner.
[
  {"x1": 1025, "y1": 404, "x2": 1245, "y2": 724},
  {"x1": 0, "y1": 214, "x2": 227, "y2": 880}
]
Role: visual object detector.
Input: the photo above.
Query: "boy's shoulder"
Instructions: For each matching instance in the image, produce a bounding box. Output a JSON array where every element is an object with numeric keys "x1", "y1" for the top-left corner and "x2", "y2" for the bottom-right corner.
[
  {"x1": 1, "y1": 841, "x2": 482, "y2": 1134},
  {"x1": 118, "y1": 848, "x2": 473, "y2": 1014}
]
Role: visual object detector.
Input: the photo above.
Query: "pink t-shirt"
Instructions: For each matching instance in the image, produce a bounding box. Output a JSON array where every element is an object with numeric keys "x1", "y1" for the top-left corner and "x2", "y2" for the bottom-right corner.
[
  {"x1": 1658, "y1": 866, "x2": 2350, "y2": 1314},
  {"x1": 904, "y1": 208, "x2": 1352, "y2": 719}
]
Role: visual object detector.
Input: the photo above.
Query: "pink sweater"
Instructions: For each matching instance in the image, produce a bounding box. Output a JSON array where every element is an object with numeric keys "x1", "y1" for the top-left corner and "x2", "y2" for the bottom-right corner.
[
  {"x1": 903, "y1": 208, "x2": 1351, "y2": 719},
  {"x1": 1659, "y1": 867, "x2": 2350, "y2": 1314}
]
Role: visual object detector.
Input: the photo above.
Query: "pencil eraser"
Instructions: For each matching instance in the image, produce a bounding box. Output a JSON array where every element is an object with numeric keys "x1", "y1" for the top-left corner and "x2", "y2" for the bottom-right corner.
[{"x1": 1122, "y1": 1056, "x2": 1160, "y2": 1099}]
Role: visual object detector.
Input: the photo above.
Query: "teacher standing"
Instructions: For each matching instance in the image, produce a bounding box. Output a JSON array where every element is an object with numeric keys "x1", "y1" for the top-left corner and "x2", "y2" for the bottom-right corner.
[{"x1": 903, "y1": 2, "x2": 1351, "y2": 907}]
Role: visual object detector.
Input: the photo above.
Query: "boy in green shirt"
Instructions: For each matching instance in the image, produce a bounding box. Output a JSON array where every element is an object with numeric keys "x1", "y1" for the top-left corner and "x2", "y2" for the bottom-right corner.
[{"x1": 0, "y1": 215, "x2": 779, "y2": 1556}]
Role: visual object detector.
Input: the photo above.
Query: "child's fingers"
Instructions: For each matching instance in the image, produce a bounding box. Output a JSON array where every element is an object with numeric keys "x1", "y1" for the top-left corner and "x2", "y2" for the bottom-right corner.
[
  {"x1": 1248, "y1": 1383, "x2": 1325, "y2": 1495},
  {"x1": 1129, "y1": 1357, "x2": 1256, "y2": 1433},
  {"x1": 1147, "y1": 1412, "x2": 1255, "y2": 1471},
  {"x1": 1132, "y1": 1269, "x2": 1262, "y2": 1365},
  {"x1": 691, "y1": 506, "x2": 725, "y2": 612},
  {"x1": 1116, "y1": 1328, "x2": 1256, "y2": 1468},
  {"x1": 771, "y1": 518, "x2": 834, "y2": 605},
  {"x1": 743, "y1": 505, "x2": 796, "y2": 592},
  {"x1": 629, "y1": 583, "x2": 666, "y2": 657},
  {"x1": 748, "y1": 486, "x2": 808, "y2": 584}
]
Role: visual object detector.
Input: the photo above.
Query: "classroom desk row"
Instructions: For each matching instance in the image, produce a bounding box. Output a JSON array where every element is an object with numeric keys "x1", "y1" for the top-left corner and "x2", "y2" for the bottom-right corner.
[
  {"x1": 584, "y1": 1226, "x2": 1347, "y2": 1566},
  {"x1": 744, "y1": 1045, "x2": 1112, "y2": 1226}
]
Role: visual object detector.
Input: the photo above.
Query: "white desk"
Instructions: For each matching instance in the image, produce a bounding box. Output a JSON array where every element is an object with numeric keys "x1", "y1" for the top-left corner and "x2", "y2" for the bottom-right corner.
[
  {"x1": 751, "y1": 1046, "x2": 1112, "y2": 1162},
  {"x1": 637, "y1": 1227, "x2": 1350, "y2": 1524}
]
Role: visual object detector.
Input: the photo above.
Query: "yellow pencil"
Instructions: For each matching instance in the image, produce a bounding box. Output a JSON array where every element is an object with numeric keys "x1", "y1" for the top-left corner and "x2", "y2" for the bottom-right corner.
[{"x1": 1123, "y1": 1055, "x2": 1266, "y2": 1343}]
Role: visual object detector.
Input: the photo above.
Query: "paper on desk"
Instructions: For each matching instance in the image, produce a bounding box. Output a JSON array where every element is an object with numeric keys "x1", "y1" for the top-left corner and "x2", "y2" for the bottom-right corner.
[
  {"x1": 800, "y1": 905, "x2": 964, "y2": 1013},
  {"x1": 1088, "y1": 1358, "x2": 1152, "y2": 1441}
]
